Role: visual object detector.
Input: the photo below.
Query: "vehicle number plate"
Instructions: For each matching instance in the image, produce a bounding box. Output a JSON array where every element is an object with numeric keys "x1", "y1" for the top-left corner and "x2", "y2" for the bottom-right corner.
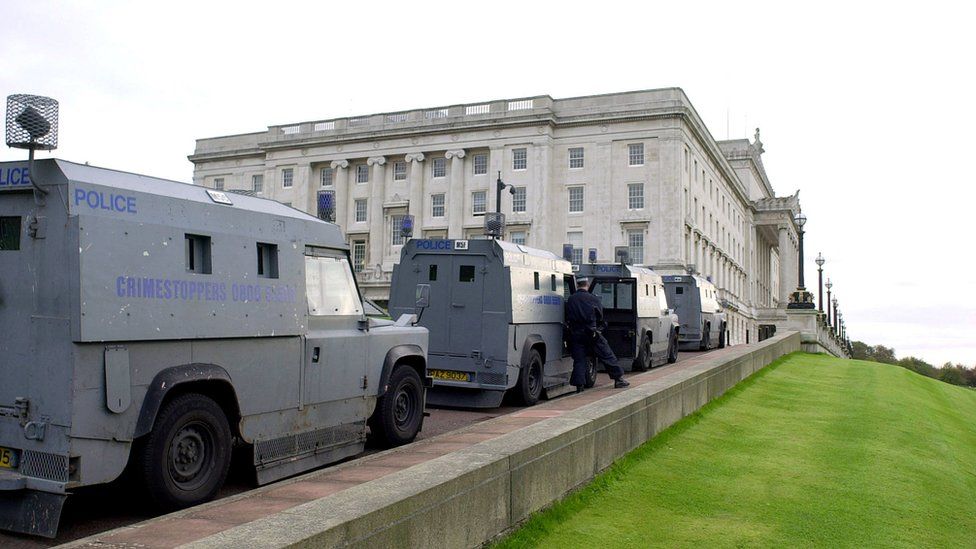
[
  {"x1": 0, "y1": 446, "x2": 18, "y2": 469},
  {"x1": 429, "y1": 369, "x2": 471, "y2": 382}
]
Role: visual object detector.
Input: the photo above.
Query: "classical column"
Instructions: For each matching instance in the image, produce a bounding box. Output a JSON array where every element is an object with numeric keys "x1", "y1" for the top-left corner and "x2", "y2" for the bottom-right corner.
[
  {"x1": 330, "y1": 160, "x2": 349, "y2": 230},
  {"x1": 405, "y1": 153, "x2": 425, "y2": 226},
  {"x1": 367, "y1": 156, "x2": 386, "y2": 268},
  {"x1": 778, "y1": 225, "x2": 790, "y2": 306},
  {"x1": 445, "y1": 149, "x2": 466, "y2": 239}
]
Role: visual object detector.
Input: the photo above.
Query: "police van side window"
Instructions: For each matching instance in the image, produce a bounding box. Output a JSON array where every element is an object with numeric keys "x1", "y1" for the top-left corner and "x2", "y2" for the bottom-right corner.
[
  {"x1": 257, "y1": 243, "x2": 279, "y2": 279},
  {"x1": 305, "y1": 255, "x2": 363, "y2": 316},
  {"x1": 0, "y1": 217, "x2": 20, "y2": 250},
  {"x1": 550, "y1": 274, "x2": 556, "y2": 292},
  {"x1": 185, "y1": 234, "x2": 212, "y2": 274},
  {"x1": 534, "y1": 272, "x2": 540, "y2": 290},
  {"x1": 459, "y1": 265, "x2": 475, "y2": 282},
  {"x1": 676, "y1": 287, "x2": 684, "y2": 294},
  {"x1": 428, "y1": 265, "x2": 437, "y2": 281}
]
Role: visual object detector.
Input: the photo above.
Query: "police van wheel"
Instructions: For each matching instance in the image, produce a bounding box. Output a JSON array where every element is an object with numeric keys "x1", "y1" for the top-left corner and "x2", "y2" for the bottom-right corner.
[
  {"x1": 634, "y1": 335, "x2": 652, "y2": 372},
  {"x1": 718, "y1": 323, "x2": 727, "y2": 349},
  {"x1": 141, "y1": 393, "x2": 232, "y2": 510},
  {"x1": 667, "y1": 331, "x2": 679, "y2": 364},
  {"x1": 515, "y1": 350, "x2": 544, "y2": 406},
  {"x1": 584, "y1": 357, "x2": 598, "y2": 388},
  {"x1": 370, "y1": 366, "x2": 424, "y2": 448}
]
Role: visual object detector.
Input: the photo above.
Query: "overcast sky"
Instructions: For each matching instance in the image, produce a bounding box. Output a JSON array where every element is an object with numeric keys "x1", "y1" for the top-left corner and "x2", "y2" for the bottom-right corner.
[{"x1": 3, "y1": 1, "x2": 973, "y2": 365}]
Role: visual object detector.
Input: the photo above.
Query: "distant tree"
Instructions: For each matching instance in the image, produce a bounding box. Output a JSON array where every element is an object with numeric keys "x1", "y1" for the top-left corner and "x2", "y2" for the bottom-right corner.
[
  {"x1": 964, "y1": 367, "x2": 976, "y2": 388},
  {"x1": 851, "y1": 341, "x2": 874, "y2": 361},
  {"x1": 871, "y1": 345, "x2": 898, "y2": 365},
  {"x1": 899, "y1": 356, "x2": 936, "y2": 379},
  {"x1": 939, "y1": 363, "x2": 967, "y2": 386}
]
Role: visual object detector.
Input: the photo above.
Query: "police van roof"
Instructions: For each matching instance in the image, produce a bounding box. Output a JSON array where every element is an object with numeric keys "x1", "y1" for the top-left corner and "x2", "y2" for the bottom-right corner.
[{"x1": 18, "y1": 159, "x2": 323, "y2": 223}]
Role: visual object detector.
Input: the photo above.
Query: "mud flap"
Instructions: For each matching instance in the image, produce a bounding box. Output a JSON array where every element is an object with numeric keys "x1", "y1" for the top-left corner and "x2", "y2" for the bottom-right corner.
[{"x1": 0, "y1": 490, "x2": 66, "y2": 538}]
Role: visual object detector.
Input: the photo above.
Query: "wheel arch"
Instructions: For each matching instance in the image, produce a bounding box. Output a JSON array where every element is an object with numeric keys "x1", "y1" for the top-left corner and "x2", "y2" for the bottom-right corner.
[
  {"x1": 134, "y1": 363, "x2": 242, "y2": 440},
  {"x1": 520, "y1": 334, "x2": 546, "y2": 367},
  {"x1": 378, "y1": 344, "x2": 429, "y2": 397}
]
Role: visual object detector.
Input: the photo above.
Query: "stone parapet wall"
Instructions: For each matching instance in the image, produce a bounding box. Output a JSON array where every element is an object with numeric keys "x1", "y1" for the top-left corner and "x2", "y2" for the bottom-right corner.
[{"x1": 184, "y1": 332, "x2": 801, "y2": 549}]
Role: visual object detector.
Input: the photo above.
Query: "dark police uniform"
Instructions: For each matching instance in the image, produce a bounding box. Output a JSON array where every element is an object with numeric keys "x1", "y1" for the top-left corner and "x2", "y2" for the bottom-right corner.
[{"x1": 566, "y1": 288, "x2": 625, "y2": 388}]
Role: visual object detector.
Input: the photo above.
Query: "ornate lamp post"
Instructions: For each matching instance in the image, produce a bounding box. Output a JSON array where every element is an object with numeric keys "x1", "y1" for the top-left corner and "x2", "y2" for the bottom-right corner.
[
  {"x1": 815, "y1": 253, "x2": 825, "y2": 313},
  {"x1": 832, "y1": 296, "x2": 839, "y2": 334},
  {"x1": 788, "y1": 212, "x2": 815, "y2": 309},
  {"x1": 825, "y1": 278, "x2": 833, "y2": 325}
]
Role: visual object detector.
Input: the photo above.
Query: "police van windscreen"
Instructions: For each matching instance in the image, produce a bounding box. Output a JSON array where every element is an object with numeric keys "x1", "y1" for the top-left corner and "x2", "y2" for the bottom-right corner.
[
  {"x1": 593, "y1": 281, "x2": 635, "y2": 310},
  {"x1": 305, "y1": 255, "x2": 363, "y2": 316}
]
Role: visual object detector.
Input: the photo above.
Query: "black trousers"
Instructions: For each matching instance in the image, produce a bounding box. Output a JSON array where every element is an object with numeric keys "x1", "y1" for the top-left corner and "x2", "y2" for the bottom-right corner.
[{"x1": 570, "y1": 330, "x2": 624, "y2": 387}]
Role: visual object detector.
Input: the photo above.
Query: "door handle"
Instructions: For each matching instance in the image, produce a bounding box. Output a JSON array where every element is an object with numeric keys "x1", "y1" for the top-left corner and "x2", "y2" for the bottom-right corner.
[
  {"x1": 451, "y1": 303, "x2": 465, "y2": 308},
  {"x1": 312, "y1": 347, "x2": 320, "y2": 363}
]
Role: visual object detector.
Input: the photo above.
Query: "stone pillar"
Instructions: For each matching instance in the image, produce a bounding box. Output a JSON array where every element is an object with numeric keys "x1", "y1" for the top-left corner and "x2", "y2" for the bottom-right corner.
[
  {"x1": 405, "y1": 153, "x2": 425, "y2": 225},
  {"x1": 445, "y1": 149, "x2": 466, "y2": 239},
  {"x1": 367, "y1": 156, "x2": 386, "y2": 269},
  {"x1": 778, "y1": 225, "x2": 790, "y2": 307},
  {"x1": 330, "y1": 160, "x2": 349, "y2": 230}
]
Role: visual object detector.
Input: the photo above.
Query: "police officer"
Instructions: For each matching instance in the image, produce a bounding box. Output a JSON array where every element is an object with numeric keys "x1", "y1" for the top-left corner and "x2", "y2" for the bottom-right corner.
[{"x1": 566, "y1": 278, "x2": 630, "y2": 392}]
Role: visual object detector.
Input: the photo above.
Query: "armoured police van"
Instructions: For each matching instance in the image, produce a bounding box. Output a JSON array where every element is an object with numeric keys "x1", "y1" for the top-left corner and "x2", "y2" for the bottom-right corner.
[
  {"x1": 388, "y1": 238, "x2": 587, "y2": 408},
  {"x1": 576, "y1": 264, "x2": 680, "y2": 370},
  {"x1": 0, "y1": 159, "x2": 429, "y2": 537},
  {"x1": 661, "y1": 274, "x2": 728, "y2": 351}
]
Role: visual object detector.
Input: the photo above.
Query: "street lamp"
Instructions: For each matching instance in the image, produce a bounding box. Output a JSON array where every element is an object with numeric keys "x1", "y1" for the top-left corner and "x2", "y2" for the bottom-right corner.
[
  {"x1": 787, "y1": 212, "x2": 814, "y2": 309},
  {"x1": 825, "y1": 278, "x2": 833, "y2": 326},
  {"x1": 815, "y1": 252, "x2": 825, "y2": 313},
  {"x1": 832, "y1": 296, "x2": 839, "y2": 334}
]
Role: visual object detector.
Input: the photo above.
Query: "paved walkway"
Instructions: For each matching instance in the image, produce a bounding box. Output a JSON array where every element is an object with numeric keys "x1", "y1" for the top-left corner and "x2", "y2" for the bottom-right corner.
[{"x1": 68, "y1": 350, "x2": 727, "y2": 548}]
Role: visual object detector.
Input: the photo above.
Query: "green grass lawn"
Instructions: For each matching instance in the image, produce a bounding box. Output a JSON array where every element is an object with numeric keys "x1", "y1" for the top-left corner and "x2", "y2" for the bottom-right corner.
[{"x1": 497, "y1": 353, "x2": 976, "y2": 548}]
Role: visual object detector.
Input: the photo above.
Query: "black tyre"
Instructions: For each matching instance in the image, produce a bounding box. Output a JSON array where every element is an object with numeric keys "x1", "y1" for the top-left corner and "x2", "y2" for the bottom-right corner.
[
  {"x1": 667, "y1": 331, "x2": 679, "y2": 364},
  {"x1": 584, "y1": 357, "x2": 598, "y2": 388},
  {"x1": 718, "y1": 323, "x2": 727, "y2": 349},
  {"x1": 633, "y1": 334, "x2": 652, "y2": 372},
  {"x1": 515, "y1": 349, "x2": 544, "y2": 406},
  {"x1": 140, "y1": 393, "x2": 232, "y2": 510},
  {"x1": 370, "y1": 366, "x2": 424, "y2": 447},
  {"x1": 700, "y1": 323, "x2": 711, "y2": 351}
]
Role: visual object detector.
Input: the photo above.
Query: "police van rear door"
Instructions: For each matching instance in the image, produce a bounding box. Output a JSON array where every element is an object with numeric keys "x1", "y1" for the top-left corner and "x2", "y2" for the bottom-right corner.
[{"x1": 447, "y1": 255, "x2": 485, "y2": 356}]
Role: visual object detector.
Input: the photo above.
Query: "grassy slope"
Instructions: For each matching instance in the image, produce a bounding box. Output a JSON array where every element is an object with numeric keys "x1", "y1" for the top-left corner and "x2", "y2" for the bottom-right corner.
[{"x1": 497, "y1": 353, "x2": 976, "y2": 548}]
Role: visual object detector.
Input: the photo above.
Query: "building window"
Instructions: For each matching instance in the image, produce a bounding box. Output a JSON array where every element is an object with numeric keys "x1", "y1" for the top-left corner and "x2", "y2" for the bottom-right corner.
[
  {"x1": 256, "y1": 242, "x2": 279, "y2": 279},
  {"x1": 213, "y1": 177, "x2": 224, "y2": 190},
  {"x1": 567, "y1": 231, "x2": 582, "y2": 264},
  {"x1": 390, "y1": 214, "x2": 407, "y2": 247},
  {"x1": 510, "y1": 230, "x2": 526, "y2": 245},
  {"x1": 628, "y1": 229, "x2": 644, "y2": 264},
  {"x1": 628, "y1": 143, "x2": 644, "y2": 166},
  {"x1": 431, "y1": 193, "x2": 445, "y2": 217},
  {"x1": 568, "y1": 186, "x2": 584, "y2": 213},
  {"x1": 352, "y1": 240, "x2": 366, "y2": 273},
  {"x1": 321, "y1": 167, "x2": 334, "y2": 187},
  {"x1": 393, "y1": 161, "x2": 407, "y2": 181},
  {"x1": 473, "y1": 154, "x2": 488, "y2": 175},
  {"x1": 628, "y1": 183, "x2": 644, "y2": 210},
  {"x1": 355, "y1": 199, "x2": 367, "y2": 223},
  {"x1": 512, "y1": 187, "x2": 527, "y2": 213},
  {"x1": 432, "y1": 158, "x2": 447, "y2": 178},
  {"x1": 281, "y1": 168, "x2": 293, "y2": 188},
  {"x1": 356, "y1": 164, "x2": 369, "y2": 184},
  {"x1": 569, "y1": 147, "x2": 584, "y2": 169},
  {"x1": 472, "y1": 191, "x2": 487, "y2": 214},
  {"x1": 513, "y1": 148, "x2": 527, "y2": 170},
  {"x1": 252, "y1": 174, "x2": 263, "y2": 194}
]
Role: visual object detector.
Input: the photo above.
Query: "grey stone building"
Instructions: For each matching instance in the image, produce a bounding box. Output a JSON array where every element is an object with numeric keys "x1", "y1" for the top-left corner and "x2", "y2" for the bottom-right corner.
[{"x1": 188, "y1": 88, "x2": 801, "y2": 344}]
